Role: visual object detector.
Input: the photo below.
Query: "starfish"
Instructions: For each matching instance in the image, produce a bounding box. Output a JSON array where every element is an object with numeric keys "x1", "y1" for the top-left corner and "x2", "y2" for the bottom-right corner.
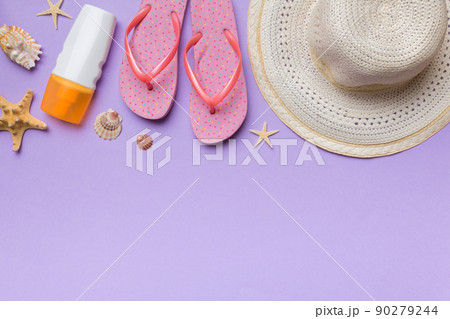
[
  {"x1": 250, "y1": 122, "x2": 279, "y2": 148},
  {"x1": 37, "y1": 0, "x2": 72, "y2": 30},
  {"x1": 0, "y1": 89, "x2": 47, "y2": 152}
]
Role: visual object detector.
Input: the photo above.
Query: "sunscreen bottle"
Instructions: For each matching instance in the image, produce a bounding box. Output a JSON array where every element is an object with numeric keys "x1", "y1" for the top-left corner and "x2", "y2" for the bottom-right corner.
[{"x1": 41, "y1": 5, "x2": 116, "y2": 124}]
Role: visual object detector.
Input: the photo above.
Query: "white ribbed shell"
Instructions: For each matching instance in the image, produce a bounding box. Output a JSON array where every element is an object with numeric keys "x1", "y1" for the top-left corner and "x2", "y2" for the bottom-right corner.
[
  {"x1": 0, "y1": 25, "x2": 42, "y2": 70},
  {"x1": 308, "y1": 0, "x2": 448, "y2": 90}
]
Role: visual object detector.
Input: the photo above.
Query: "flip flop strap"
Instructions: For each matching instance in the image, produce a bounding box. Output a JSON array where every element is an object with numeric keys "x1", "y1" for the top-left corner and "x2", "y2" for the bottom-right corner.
[
  {"x1": 125, "y1": 4, "x2": 181, "y2": 90},
  {"x1": 184, "y1": 30, "x2": 243, "y2": 114}
]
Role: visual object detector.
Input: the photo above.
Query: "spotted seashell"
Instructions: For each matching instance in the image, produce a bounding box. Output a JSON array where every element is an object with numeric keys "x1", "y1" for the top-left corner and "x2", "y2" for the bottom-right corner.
[
  {"x1": 0, "y1": 25, "x2": 42, "y2": 70},
  {"x1": 137, "y1": 134, "x2": 153, "y2": 151},
  {"x1": 94, "y1": 108, "x2": 122, "y2": 140}
]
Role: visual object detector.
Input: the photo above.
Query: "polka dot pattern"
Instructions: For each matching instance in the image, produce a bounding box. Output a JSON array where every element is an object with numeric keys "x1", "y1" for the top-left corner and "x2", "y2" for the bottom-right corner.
[
  {"x1": 120, "y1": 0, "x2": 188, "y2": 120},
  {"x1": 189, "y1": 0, "x2": 248, "y2": 143}
]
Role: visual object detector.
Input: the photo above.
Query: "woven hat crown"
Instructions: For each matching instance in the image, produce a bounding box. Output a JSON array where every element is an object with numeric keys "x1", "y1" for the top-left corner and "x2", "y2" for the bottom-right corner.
[{"x1": 308, "y1": 0, "x2": 448, "y2": 91}]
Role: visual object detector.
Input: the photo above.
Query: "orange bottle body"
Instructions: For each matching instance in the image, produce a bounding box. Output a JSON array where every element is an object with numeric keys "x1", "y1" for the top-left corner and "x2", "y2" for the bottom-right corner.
[{"x1": 41, "y1": 74, "x2": 94, "y2": 124}]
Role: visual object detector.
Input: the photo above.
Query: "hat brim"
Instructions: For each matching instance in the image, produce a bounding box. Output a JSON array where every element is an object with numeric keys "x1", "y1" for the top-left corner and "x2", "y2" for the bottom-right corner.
[{"x1": 247, "y1": 0, "x2": 450, "y2": 158}]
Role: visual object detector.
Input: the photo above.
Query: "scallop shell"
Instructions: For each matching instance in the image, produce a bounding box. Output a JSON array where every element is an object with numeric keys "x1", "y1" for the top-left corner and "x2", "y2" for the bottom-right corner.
[
  {"x1": 137, "y1": 134, "x2": 153, "y2": 151},
  {"x1": 94, "y1": 108, "x2": 122, "y2": 140},
  {"x1": 0, "y1": 25, "x2": 42, "y2": 70}
]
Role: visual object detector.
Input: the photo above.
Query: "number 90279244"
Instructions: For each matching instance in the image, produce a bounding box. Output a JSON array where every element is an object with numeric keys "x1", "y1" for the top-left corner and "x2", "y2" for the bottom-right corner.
[{"x1": 375, "y1": 306, "x2": 438, "y2": 316}]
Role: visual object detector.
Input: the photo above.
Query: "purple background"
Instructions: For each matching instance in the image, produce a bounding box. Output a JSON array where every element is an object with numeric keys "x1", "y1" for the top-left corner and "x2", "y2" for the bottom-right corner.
[{"x1": 1, "y1": 0, "x2": 449, "y2": 301}]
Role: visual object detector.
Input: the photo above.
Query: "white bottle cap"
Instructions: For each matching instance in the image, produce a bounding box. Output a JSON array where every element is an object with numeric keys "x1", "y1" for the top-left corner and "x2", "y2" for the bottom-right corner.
[{"x1": 52, "y1": 4, "x2": 116, "y2": 90}]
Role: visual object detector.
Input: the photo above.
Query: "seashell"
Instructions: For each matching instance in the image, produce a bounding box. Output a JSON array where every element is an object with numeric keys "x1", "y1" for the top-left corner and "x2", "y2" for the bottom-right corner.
[
  {"x1": 94, "y1": 108, "x2": 122, "y2": 140},
  {"x1": 0, "y1": 25, "x2": 42, "y2": 70},
  {"x1": 137, "y1": 134, "x2": 153, "y2": 151}
]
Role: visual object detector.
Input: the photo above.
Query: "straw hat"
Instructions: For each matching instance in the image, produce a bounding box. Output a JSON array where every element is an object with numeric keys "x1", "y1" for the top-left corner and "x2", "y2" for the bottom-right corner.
[{"x1": 248, "y1": 0, "x2": 450, "y2": 157}]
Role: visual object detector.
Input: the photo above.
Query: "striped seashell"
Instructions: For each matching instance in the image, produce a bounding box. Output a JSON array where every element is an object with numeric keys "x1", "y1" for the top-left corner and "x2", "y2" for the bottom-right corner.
[
  {"x1": 94, "y1": 108, "x2": 122, "y2": 140},
  {"x1": 136, "y1": 134, "x2": 153, "y2": 151},
  {"x1": 0, "y1": 25, "x2": 42, "y2": 70}
]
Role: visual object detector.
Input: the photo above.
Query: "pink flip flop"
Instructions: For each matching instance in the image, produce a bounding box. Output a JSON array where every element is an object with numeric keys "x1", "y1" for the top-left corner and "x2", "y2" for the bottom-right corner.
[
  {"x1": 185, "y1": 0, "x2": 247, "y2": 144},
  {"x1": 120, "y1": 0, "x2": 188, "y2": 120}
]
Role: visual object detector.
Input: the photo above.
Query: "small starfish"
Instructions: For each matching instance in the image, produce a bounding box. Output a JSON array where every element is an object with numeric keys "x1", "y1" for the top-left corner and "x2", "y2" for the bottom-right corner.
[
  {"x1": 0, "y1": 89, "x2": 47, "y2": 152},
  {"x1": 250, "y1": 122, "x2": 279, "y2": 148},
  {"x1": 37, "y1": 0, "x2": 72, "y2": 30}
]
